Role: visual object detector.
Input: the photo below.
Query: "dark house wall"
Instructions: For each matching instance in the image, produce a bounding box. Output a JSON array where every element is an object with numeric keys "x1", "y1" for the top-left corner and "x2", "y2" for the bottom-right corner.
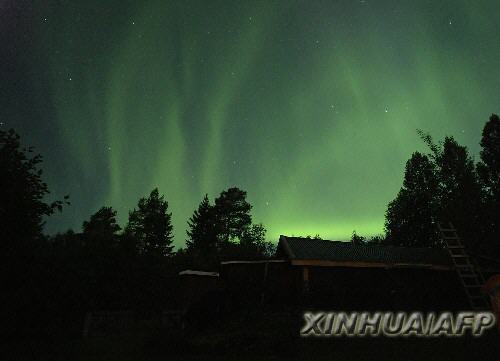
[
  {"x1": 220, "y1": 262, "x2": 297, "y2": 311},
  {"x1": 302, "y1": 266, "x2": 468, "y2": 311},
  {"x1": 219, "y1": 262, "x2": 470, "y2": 312}
]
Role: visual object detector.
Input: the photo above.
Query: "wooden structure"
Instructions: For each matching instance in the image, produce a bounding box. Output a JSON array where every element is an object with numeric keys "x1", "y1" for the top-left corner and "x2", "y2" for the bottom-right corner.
[
  {"x1": 180, "y1": 236, "x2": 500, "y2": 316},
  {"x1": 177, "y1": 270, "x2": 220, "y2": 311},
  {"x1": 437, "y1": 222, "x2": 490, "y2": 310},
  {"x1": 220, "y1": 236, "x2": 471, "y2": 311}
]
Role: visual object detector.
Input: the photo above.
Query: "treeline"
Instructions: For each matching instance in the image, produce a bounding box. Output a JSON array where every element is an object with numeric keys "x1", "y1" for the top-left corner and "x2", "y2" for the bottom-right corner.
[
  {"x1": 53, "y1": 186, "x2": 274, "y2": 269},
  {"x1": 2, "y1": 113, "x2": 499, "y2": 340},
  {"x1": 356, "y1": 114, "x2": 500, "y2": 259},
  {"x1": 1, "y1": 128, "x2": 273, "y2": 340}
]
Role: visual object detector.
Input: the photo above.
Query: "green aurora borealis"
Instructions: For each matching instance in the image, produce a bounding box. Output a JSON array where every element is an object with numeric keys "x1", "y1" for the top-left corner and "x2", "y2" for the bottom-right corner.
[{"x1": 2, "y1": 0, "x2": 500, "y2": 246}]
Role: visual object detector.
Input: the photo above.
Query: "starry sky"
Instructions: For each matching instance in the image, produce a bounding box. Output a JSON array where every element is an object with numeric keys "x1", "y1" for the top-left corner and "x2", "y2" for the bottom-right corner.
[{"x1": 2, "y1": 0, "x2": 500, "y2": 246}]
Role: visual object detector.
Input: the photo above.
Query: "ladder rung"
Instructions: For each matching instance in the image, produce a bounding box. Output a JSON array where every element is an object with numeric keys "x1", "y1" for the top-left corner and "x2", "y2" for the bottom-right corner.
[
  {"x1": 472, "y1": 302, "x2": 489, "y2": 306},
  {"x1": 468, "y1": 295, "x2": 485, "y2": 299},
  {"x1": 464, "y1": 286, "x2": 481, "y2": 291},
  {"x1": 471, "y1": 298, "x2": 488, "y2": 303},
  {"x1": 438, "y1": 222, "x2": 488, "y2": 309},
  {"x1": 453, "y1": 261, "x2": 472, "y2": 266},
  {"x1": 470, "y1": 295, "x2": 487, "y2": 300},
  {"x1": 470, "y1": 302, "x2": 488, "y2": 308},
  {"x1": 464, "y1": 284, "x2": 481, "y2": 289}
]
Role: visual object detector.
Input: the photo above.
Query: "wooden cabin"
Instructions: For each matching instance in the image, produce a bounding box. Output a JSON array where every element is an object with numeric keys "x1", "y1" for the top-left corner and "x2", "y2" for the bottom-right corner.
[{"x1": 220, "y1": 236, "x2": 469, "y2": 311}]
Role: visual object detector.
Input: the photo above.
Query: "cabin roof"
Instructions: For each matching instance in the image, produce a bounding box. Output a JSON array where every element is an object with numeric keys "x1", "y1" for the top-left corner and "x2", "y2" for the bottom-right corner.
[{"x1": 278, "y1": 236, "x2": 452, "y2": 269}]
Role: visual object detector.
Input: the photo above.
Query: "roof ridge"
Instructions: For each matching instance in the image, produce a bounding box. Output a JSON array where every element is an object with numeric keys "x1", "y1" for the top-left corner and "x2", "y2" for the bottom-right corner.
[{"x1": 278, "y1": 235, "x2": 451, "y2": 267}]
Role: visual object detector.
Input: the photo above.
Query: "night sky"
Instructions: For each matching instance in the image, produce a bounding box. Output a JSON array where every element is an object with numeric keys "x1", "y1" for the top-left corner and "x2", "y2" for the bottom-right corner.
[{"x1": 2, "y1": 0, "x2": 500, "y2": 246}]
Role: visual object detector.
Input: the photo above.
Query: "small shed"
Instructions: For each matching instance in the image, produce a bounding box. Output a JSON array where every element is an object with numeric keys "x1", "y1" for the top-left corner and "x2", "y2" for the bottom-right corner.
[{"x1": 178, "y1": 270, "x2": 220, "y2": 311}]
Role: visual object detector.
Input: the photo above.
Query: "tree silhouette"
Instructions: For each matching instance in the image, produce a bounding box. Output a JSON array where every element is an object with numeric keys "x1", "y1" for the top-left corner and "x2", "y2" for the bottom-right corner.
[
  {"x1": 185, "y1": 189, "x2": 271, "y2": 265},
  {"x1": 478, "y1": 114, "x2": 500, "y2": 193},
  {"x1": 0, "y1": 128, "x2": 67, "y2": 255},
  {"x1": 386, "y1": 126, "x2": 485, "y2": 250},
  {"x1": 186, "y1": 194, "x2": 218, "y2": 267},
  {"x1": 1, "y1": 129, "x2": 70, "y2": 339},
  {"x1": 82, "y1": 206, "x2": 121, "y2": 250},
  {"x1": 385, "y1": 152, "x2": 440, "y2": 247},
  {"x1": 435, "y1": 137, "x2": 481, "y2": 250},
  {"x1": 239, "y1": 223, "x2": 270, "y2": 258},
  {"x1": 350, "y1": 230, "x2": 366, "y2": 245},
  {"x1": 214, "y1": 187, "x2": 252, "y2": 245},
  {"x1": 366, "y1": 234, "x2": 386, "y2": 245},
  {"x1": 126, "y1": 188, "x2": 174, "y2": 257},
  {"x1": 477, "y1": 114, "x2": 500, "y2": 256}
]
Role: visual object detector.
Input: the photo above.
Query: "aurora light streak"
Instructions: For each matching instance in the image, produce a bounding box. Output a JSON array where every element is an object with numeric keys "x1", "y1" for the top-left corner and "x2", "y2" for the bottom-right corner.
[{"x1": 2, "y1": 0, "x2": 500, "y2": 246}]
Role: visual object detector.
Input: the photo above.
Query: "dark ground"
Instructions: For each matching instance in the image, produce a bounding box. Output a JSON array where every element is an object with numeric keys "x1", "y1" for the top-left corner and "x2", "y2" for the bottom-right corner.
[{"x1": 6, "y1": 312, "x2": 500, "y2": 361}]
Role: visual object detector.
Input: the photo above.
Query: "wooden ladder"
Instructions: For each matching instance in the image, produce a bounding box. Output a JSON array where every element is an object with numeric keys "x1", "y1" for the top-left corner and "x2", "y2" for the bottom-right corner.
[{"x1": 437, "y1": 222, "x2": 490, "y2": 310}]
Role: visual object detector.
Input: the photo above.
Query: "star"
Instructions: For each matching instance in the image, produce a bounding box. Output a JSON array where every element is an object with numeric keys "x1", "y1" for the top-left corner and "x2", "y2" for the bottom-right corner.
[{"x1": 384, "y1": 107, "x2": 389, "y2": 113}]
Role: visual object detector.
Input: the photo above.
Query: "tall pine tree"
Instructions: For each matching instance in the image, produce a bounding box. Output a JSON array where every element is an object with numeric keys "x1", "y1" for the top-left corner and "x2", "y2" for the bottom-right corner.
[
  {"x1": 214, "y1": 187, "x2": 252, "y2": 246},
  {"x1": 126, "y1": 188, "x2": 173, "y2": 257},
  {"x1": 385, "y1": 131, "x2": 482, "y2": 250},
  {"x1": 385, "y1": 152, "x2": 440, "y2": 247},
  {"x1": 186, "y1": 194, "x2": 217, "y2": 255},
  {"x1": 477, "y1": 114, "x2": 500, "y2": 257},
  {"x1": 82, "y1": 206, "x2": 121, "y2": 250},
  {"x1": 436, "y1": 137, "x2": 481, "y2": 250}
]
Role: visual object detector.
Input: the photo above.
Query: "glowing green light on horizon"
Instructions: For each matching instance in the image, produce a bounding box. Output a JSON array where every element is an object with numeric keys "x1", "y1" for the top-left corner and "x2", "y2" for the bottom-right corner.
[{"x1": 30, "y1": 0, "x2": 500, "y2": 246}]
